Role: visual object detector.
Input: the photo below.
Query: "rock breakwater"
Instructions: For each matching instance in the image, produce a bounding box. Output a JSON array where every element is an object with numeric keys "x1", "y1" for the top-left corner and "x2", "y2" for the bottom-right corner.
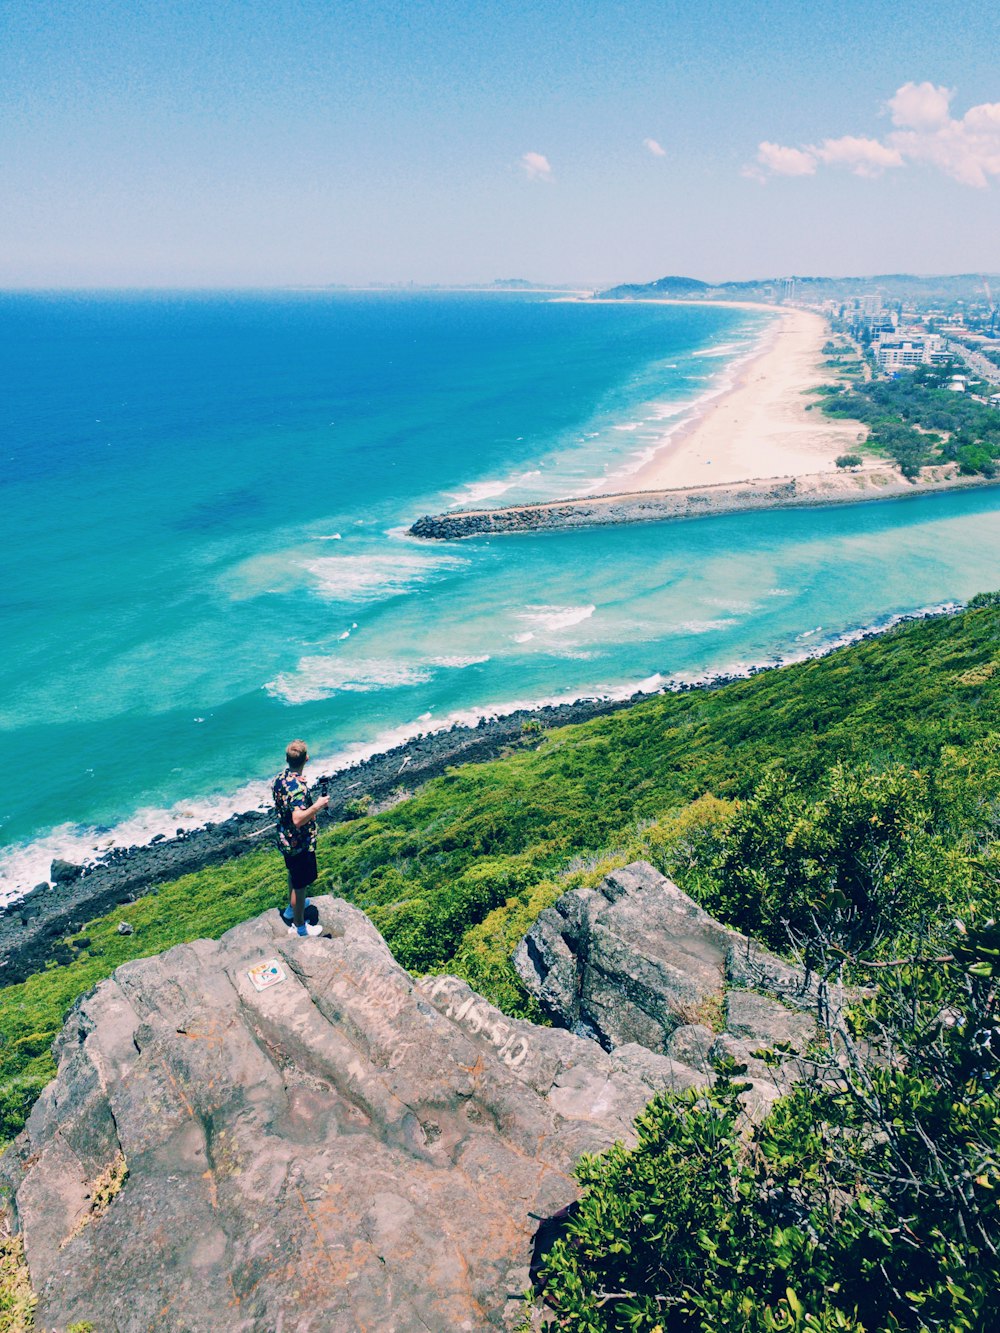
[{"x1": 409, "y1": 468, "x2": 1000, "y2": 540}]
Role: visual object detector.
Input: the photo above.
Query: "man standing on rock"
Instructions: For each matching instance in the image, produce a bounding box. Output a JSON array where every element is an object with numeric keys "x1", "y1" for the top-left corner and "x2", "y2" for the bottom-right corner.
[{"x1": 272, "y1": 740, "x2": 328, "y2": 938}]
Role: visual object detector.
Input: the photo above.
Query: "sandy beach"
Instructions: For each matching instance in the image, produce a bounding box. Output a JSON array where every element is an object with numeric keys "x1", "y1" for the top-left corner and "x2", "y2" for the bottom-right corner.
[
  {"x1": 409, "y1": 299, "x2": 1000, "y2": 540},
  {"x1": 599, "y1": 305, "x2": 868, "y2": 492}
]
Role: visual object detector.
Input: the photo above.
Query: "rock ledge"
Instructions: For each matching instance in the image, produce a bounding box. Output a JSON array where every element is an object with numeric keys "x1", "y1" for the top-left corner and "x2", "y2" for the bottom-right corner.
[{"x1": 2, "y1": 867, "x2": 816, "y2": 1330}]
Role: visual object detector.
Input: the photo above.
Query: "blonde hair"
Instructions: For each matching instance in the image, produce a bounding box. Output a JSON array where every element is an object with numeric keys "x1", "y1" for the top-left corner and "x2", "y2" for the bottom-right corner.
[{"x1": 285, "y1": 739, "x2": 308, "y2": 771}]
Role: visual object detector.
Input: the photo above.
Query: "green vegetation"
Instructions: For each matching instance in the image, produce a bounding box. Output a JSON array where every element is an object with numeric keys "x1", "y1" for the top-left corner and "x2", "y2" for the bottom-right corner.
[
  {"x1": 2, "y1": 600, "x2": 1000, "y2": 1328},
  {"x1": 820, "y1": 338, "x2": 865, "y2": 383},
  {"x1": 0, "y1": 1231, "x2": 35, "y2": 1333},
  {"x1": 342, "y1": 792, "x2": 374, "y2": 819},
  {"x1": 524, "y1": 607, "x2": 1000, "y2": 1329},
  {"x1": 834, "y1": 453, "x2": 863, "y2": 469},
  {"x1": 819, "y1": 362, "x2": 1000, "y2": 479},
  {"x1": 3, "y1": 600, "x2": 999, "y2": 1151},
  {"x1": 534, "y1": 919, "x2": 1000, "y2": 1331}
]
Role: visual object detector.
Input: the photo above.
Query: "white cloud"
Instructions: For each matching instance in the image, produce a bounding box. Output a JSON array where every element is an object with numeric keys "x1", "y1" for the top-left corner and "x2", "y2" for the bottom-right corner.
[
  {"x1": 520, "y1": 151, "x2": 553, "y2": 181},
  {"x1": 888, "y1": 81, "x2": 953, "y2": 130},
  {"x1": 889, "y1": 91, "x2": 1000, "y2": 188},
  {"x1": 814, "y1": 135, "x2": 904, "y2": 177},
  {"x1": 751, "y1": 82, "x2": 1000, "y2": 188},
  {"x1": 756, "y1": 141, "x2": 817, "y2": 176},
  {"x1": 643, "y1": 137, "x2": 666, "y2": 157}
]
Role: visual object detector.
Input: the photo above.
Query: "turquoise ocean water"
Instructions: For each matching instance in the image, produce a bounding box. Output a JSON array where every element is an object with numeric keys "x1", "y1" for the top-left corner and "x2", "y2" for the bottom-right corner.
[{"x1": 3, "y1": 290, "x2": 1000, "y2": 900}]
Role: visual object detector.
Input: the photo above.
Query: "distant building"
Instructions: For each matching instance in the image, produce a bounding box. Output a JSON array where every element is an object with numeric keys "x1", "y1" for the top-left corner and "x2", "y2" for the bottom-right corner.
[
  {"x1": 868, "y1": 312, "x2": 898, "y2": 339},
  {"x1": 874, "y1": 334, "x2": 947, "y2": 371}
]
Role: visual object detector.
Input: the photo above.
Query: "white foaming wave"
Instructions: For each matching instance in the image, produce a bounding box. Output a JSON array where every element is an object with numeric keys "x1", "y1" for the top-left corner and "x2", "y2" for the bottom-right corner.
[
  {"x1": 267, "y1": 658, "x2": 433, "y2": 705},
  {"x1": 650, "y1": 399, "x2": 697, "y2": 420},
  {"x1": 304, "y1": 550, "x2": 467, "y2": 602},
  {"x1": 0, "y1": 601, "x2": 962, "y2": 906},
  {"x1": 613, "y1": 422, "x2": 643, "y2": 432},
  {"x1": 317, "y1": 533, "x2": 342, "y2": 541},
  {"x1": 432, "y1": 654, "x2": 491, "y2": 669},
  {"x1": 590, "y1": 378, "x2": 738, "y2": 491},
  {"x1": 0, "y1": 773, "x2": 277, "y2": 910},
  {"x1": 448, "y1": 479, "x2": 514, "y2": 507},
  {"x1": 265, "y1": 653, "x2": 489, "y2": 705},
  {"x1": 690, "y1": 340, "x2": 752, "y2": 359},
  {"x1": 519, "y1": 604, "x2": 596, "y2": 632},
  {"x1": 592, "y1": 324, "x2": 776, "y2": 491},
  {"x1": 675, "y1": 618, "x2": 740, "y2": 635},
  {"x1": 446, "y1": 470, "x2": 542, "y2": 510}
]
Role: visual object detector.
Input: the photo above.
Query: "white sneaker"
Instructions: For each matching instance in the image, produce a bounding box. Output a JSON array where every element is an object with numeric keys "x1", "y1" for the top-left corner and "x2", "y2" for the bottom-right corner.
[
  {"x1": 288, "y1": 921, "x2": 322, "y2": 938},
  {"x1": 281, "y1": 897, "x2": 311, "y2": 924}
]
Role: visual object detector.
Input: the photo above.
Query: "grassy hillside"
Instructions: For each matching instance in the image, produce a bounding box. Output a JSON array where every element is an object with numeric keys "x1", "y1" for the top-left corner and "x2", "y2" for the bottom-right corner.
[{"x1": 2, "y1": 596, "x2": 999, "y2": 1150}]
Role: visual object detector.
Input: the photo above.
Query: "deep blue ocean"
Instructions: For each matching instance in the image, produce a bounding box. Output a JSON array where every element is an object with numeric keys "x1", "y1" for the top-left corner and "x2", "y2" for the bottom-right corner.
[{"x1": 3, "y1": 290, "x2": 1000, "y2": 899}]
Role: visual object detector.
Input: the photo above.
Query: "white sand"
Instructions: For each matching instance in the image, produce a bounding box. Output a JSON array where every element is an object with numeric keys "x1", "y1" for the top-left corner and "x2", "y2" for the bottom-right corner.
[{"x1": 597, "y1": 306, "x2": 868, "y2": 493}]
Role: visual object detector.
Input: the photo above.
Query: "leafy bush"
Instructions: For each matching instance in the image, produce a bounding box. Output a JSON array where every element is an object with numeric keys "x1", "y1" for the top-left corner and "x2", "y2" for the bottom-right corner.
[
  {"x1": 0, "y1": 1230, "x2": 37, "y2": 1333},
  {"x1": 531, "y1": 926, "x2": 1000, "y2": 1332},
  {"x1": 834, "y1": 453, "x2": 863, "y2": 469},
  {"x1": 957, "y1": 442, "x2": 997, "y2": 477},
  {"x1": 868, "y1": 421, "x2": 935, "y2": 479},
  {"x1": 699, "y1": 763, "x2": 965, "y2": 961},
  {"x1": 342, "y1": 793, "x2": 374, "y2": 819}
]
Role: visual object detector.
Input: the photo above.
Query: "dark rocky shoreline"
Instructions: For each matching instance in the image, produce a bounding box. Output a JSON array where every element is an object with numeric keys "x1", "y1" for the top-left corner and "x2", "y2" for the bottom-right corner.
[
  {"x1": 0, "y1": 602, "x2": 956, "y2": 985},
  {"x1": 0, "y1": 694, "x2": 642, "y2": 984}
]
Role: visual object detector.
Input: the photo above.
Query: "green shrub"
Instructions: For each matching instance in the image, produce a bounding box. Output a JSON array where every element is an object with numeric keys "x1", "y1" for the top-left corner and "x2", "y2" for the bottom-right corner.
[
  {"x1": 531, "y1": 928, "x2": 1000, "y2": 1331},
  {"x1": 342, "y1": 793, "x2": 374, "y2": 819},
  {"x1": 699, "y1": 763, "x2": 962, "y2": 960},
  {"x1": 0, "y1": 1231, "x2": 36, "y2": 1333}
]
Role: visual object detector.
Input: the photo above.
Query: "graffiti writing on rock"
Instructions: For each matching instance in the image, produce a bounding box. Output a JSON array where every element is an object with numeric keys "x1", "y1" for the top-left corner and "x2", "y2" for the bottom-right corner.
[{"x1": 419, "y1": 977, "x2": 530, "y2": 1070}]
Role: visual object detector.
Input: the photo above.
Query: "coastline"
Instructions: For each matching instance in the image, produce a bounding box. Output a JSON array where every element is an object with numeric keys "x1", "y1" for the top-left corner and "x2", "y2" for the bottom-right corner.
[
  {"x1": 409, "y1": 300, "x2": 936, "y2": 541},
  {"x1": 609, "y1": 307, "x2": 867, "y2": 491},
  {"x1": 556, "y1": 300, "x2": 867, "y2": 494},
  {"x1": 0, "y1": 599, "x2": 960, "y2": 984}
]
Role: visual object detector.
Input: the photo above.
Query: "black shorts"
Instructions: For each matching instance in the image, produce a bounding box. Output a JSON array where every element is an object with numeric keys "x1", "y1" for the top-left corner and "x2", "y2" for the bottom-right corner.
[{"x1": 284, "y1": 850, "x2": 318, "y2": 892}]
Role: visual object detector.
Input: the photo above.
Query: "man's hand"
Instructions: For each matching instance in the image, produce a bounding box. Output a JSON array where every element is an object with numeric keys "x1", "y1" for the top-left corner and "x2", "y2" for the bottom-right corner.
[{"x1": 292, "y1": 795, "x2": 330, "y2": 828}]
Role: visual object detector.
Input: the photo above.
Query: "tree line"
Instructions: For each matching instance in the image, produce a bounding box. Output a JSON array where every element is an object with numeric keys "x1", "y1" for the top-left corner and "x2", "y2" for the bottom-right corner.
[{"x1": 820, "y1": 362, "x2": 1000, "y2": 480}]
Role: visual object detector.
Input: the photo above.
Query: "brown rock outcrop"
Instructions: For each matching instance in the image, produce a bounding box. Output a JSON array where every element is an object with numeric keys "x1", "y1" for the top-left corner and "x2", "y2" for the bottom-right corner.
[
  {"x1": 2, "y1": 866, "x2": 818, "y2": 1330},
  {"x1": 514, "y1": 861, "x2": 817, "y2": 1113},
  {"x1": 0, "y1": 896, "x2": 701, "y2": 1332}
]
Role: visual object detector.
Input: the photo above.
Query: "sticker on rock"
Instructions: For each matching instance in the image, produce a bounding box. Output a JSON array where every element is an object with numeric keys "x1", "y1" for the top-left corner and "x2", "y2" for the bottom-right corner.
[{"x1": 248, "y1": 959, "x2": 287, "y2": 992}]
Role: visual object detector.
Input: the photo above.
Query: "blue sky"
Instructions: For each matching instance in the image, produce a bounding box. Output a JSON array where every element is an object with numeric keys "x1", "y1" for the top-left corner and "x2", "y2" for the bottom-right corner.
[{"x1": 1, "y1": 0, "x2": 997, "y2": 286}]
